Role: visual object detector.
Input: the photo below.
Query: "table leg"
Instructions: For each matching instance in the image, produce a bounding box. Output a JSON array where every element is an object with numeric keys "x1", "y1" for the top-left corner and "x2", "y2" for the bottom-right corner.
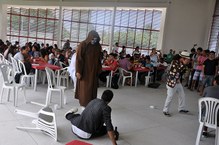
[
  {"x1": 109, "y1": 71, "x2": 113, "y2": 87},
  {"x1": 34, "y1": 69, "x2": 38, "y2": 91},
  {"x1": 135, "y1": 71, "x2": 138, "y2": 87}
]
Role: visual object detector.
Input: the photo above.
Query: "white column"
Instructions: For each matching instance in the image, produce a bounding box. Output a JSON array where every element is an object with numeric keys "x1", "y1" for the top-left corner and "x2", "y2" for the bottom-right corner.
[
  {"x1": 109, "y1": 6, "x2": 116, "y2": 53},
  {"x1": 0, "y1": 4, "x2": 8, "y2": 42},
  {"x1": 57, "y1": 2, "x2": 63, "y2": 49}
]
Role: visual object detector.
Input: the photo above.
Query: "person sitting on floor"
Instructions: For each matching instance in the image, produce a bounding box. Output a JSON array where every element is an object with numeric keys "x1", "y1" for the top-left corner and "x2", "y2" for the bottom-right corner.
[{"x1": 65, "y1": 90, "x2": 118, "y2": 145}]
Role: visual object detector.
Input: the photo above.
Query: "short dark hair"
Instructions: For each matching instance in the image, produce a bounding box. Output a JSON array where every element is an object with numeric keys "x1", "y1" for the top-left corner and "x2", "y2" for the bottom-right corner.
[
  {"x1": 210, "y1": 51, "x2": 215, "y2": 54},
  {"x1": 197, "y1": 47, "x2": 203, "y2": 52},
  {"x1": 109, "y1": 53, "x2": 117, "y2": 58},
  {"x1": 214, "y1": 75, "x2": 219, "y2": 85},
  {"x1": 191, "y1": 48, "x2": 196, "y2": 52},
  {"x1": 101, "y1": 90, "x2": 114, "y2": 103},
  {"x1": 21, "y1": 46, "x2": 27, "y2": 51}
]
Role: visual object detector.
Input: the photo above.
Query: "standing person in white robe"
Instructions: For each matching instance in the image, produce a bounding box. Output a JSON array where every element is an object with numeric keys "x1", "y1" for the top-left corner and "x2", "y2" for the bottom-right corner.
[{"x1": 68, "y1": 51, "x2": 77, "y2": 92}]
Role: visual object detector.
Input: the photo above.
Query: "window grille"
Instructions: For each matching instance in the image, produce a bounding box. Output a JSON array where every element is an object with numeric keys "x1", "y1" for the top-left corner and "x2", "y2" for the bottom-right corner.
[
  {"x1": 7, "y1": 6, "x2": 162, "y2": 55},
  {"x1": 7, "y1": 7, "x2": 59, "y2": 46},
  {"x1": 208, "y1": 0, "x2": 219, "y2": 53}
]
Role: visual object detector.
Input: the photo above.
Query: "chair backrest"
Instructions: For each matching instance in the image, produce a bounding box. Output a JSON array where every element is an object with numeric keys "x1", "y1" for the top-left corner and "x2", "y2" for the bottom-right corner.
[
  {"x1": 60, "y1": 67, "x2": 69, "y2": 76},
  {"x1": 18, "y1": 60, "x2": 27, "y2": 75},
  {"x1": 0, "y1": 53, "x2": 5, "y2": 64},
  {"x1": 11, "y1": 56, "x2": 21, "y2": 75},
  {"x1": 37, "y1": 107, "x2": 57, "y2": 141},
  {"x1": 118, "y1": 67, "x2": 130, "y2": 76},
  {"x1": 0, "y1": 64, "x2": 14, "y2": 84},
  {"x1": 45, "y1": 67, "x2": 56, "y2": 88},
  {"x1": 199, "y1": 97, "x2": 219, "y2": 129}
]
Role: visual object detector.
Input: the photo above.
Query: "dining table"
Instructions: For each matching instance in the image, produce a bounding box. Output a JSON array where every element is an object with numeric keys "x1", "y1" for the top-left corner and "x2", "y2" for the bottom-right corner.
[
  {"x1": 32, "y1": 59, "x2": 61, "y2": 91},
  {"x1": 132, "y1": 67, "x2": 150, "y2": 87}
]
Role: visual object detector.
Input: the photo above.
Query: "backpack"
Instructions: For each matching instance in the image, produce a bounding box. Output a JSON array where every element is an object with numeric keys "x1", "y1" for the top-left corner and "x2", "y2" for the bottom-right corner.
[
  {"x1": 15, "y1": 72, "x2": 22, "y2": 83},
  {"x1": 148, "y1": 82, "x2": 160, "y2": 88}
]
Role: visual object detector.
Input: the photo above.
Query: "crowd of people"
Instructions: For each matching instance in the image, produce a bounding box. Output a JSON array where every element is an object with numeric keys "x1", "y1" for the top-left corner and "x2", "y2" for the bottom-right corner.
[{"x1": 1, "y1": 30, "x2": 219, "y2": 143}]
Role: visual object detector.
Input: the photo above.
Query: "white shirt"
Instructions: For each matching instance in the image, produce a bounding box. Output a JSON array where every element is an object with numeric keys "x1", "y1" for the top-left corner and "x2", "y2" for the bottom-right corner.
[
  {"x1": 150, "y1": 54, "x2": 158, "y2": 67},
  {"x1": 72, "y1": 125, "x2": 91, "y2": 139},
  {"x1": 14, "y1": 52, "x2": 24, "y2": 61},
  {"x1": 68, "y1": 53, "x2": 76, "y2": 76}
]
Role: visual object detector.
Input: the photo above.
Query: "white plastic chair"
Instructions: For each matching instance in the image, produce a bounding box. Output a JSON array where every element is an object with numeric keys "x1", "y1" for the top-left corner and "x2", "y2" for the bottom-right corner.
[
  {"x1": 18, "y1": 60, "x2": 35, "y2": 88},
  {"x1": 0, "y1": 53, "x2": 5, "y2": 64},
  {"x1": 145, "y1": 70, "x2": 153, "y2": 86},
  {"x1": 0, "y1": 64, "x2": 26, "y2": 106},
  {"x1": 55, "y1": 67, "x2": 69, "y2": 88},
  {"x1": 195, "y1": 97, "x2": 219, "y2": 145},
  {"x1": 106, "y1": 67, "x2": 119, "y2": 88},
  {"x1": 10, "y1": 56, "x2": 21, "y2": 75},
  {"x1": 45, "y1": 67, "x2": 66, "y2": 108},
  {"x1": 15, "y1": 106, "x2": 57, "y2": 141},
  {"x1": 119, "y1": 67, "x2": 132, "y2": 86}
]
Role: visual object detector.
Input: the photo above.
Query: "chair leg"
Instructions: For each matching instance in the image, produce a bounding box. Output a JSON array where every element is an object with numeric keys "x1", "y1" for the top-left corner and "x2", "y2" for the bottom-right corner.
[
  {"x1": 67, "y1": 78, "x2": 69, "y2": 88},
  {"x1": 63, "y1": 90, "x2": 67, "y2": 105},
  {"x1": 23, "y1": 87, "x2": 27, "y2": 104},
  {"x1": 195, "y1": 123, "x2": 204, "y2": 145},
  {"x1": 130, "y1": 77, "x2": 132, "y2": 86},
  {"x1": 216, "y1": 127, "x2": 219, "y2": 145},
  {"x1": 60, "y1": 90, "x2": 64, "y2": 108},
  {"x1": 106, "y1": 76, "x2": 110, "y2": 87},
  {"x1": 45, "y1": 90, "x2": 51, "y2": 107},
  {"x1": 0, "y1": 87, "x2": 4, "y2": 103},
  {"x1": 31, "y1": 77, "x2": 34, "y2": 88},
  {"x1": 14, "y1": 87, "x2": 18, "y2": 107},
  {"x1": 6, "y1": 88, "x2": 10, "y2": 102},
  {"x1": 122, "y1": 78, "x2": 125, "y2": 86}
]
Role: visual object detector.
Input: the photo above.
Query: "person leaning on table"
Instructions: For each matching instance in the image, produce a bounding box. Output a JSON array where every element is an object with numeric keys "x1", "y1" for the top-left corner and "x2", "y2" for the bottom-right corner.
[{"x1": 163, "y1": 51, "x2": 191, "y2": 117}]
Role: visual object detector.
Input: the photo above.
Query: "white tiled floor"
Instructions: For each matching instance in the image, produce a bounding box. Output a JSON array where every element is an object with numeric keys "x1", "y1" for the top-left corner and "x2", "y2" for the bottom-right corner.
[{"x1": 0, "y1": 81, "x2": 215, "y2": 145}]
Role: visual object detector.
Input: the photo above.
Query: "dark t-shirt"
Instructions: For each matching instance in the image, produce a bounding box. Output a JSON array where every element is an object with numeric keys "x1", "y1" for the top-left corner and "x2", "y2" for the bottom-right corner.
[
  {"x1": 203, "y1": 59, "x2": 218, "y2": 75},
  {"x1": 73, "y1": 98, "x2": 114, "y2": 134}
]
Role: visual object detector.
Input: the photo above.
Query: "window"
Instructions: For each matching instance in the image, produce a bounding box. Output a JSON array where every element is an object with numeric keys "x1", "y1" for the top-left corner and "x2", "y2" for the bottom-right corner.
[
  {"x1": 208, "y1": 0, "x2": 219, "y2": 53},
  {"x1": 7, "y1": 7, "x2": 59, "y2": 46},
  {"x1": 61, "y1": 8, "x2": 113, "y2": 49},
  {"x1": 7, "y1": 6, "x2": 163, "y2": 55},
  {"x1": 114, "y1": 9, "x2": 162, "y2": 55}
]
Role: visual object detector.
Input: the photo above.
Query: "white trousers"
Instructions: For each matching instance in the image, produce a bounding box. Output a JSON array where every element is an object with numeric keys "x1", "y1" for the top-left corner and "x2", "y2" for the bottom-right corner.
[{"x1": 163, "y1": 83, "x2": 186, "y2": 112}]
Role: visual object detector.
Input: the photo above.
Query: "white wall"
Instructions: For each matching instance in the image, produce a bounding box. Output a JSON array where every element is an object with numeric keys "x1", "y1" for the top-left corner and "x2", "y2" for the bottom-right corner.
[
  {"x1": 162, "y1": 0, "x2": 216, "y2": 53},
  {"x1": 0, "y1": 0, "x2": 216, "y2": 54}
]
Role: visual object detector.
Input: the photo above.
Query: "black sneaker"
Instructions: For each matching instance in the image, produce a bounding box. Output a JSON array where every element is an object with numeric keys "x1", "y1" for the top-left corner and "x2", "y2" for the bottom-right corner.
[
  {"x1": 179, "y1": 110, "x2": 189, "y2": 113},
  {"x1": 163, "y1": 112, "x2": 171, "y2": 117}
]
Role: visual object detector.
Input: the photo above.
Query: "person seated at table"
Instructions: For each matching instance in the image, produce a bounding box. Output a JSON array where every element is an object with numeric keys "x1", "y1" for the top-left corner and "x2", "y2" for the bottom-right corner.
[
  {"x1": 31, "y1": 44, "x2": 41, "y2": 58},
  {"x1": 156, "y1": 57, "x2": 168, "y2": 81},
  {"x1": 99, "y1": 53, "x2": 119, "y2": 83},
  {"x1": 14, "y1": 45, "x2": 32, "y2": 75},
  {"x1": 118, "y1": 54, "x2": 132, "y2": 71},
  {"x1": 101, "y1": 50, "x2": 108, "y2": 64},
  {"x1": 40, "y1": 47, "x2": 49, "y2": 63},
  {"x1": 201, "y1": 75, "x2": 219, "y2": 137},
  {"x1": 119, "y1": 45, "x2": 126, "y2": 59},
  {"x1": 132, "y1": 46, "x2": 141, "y2": 56},
  {"x1": 138, "y1": 56, "x2": 154, "y2": 84},
  {"x1": 48, "y1": 53, "x2": 55, "y2": 65},
  {"x1": 118, "y1": 54, "x2": 134, "y2": 85}
]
